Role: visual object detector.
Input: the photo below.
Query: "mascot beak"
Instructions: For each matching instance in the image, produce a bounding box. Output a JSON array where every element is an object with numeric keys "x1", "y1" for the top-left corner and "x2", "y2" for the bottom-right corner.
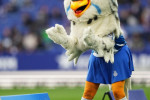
[{"x1": 71, "y1": 0, "x2": 91, "y2": 17}]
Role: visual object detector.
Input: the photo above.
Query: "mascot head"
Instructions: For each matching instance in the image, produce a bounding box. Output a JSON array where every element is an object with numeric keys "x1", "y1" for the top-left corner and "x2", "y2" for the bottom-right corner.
[
  {"x1": 64, "y1": 0, "x2": 122, "y2": 37},
  {"x1": 64, "y1": 0, "x2": 119, "y2": 22}
]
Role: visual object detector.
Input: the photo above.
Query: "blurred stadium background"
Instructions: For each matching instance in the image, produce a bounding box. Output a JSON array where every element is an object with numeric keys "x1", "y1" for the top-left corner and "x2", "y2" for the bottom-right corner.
[{"x1": 0, "y1": 0, "x2": 150, "y2": 100}]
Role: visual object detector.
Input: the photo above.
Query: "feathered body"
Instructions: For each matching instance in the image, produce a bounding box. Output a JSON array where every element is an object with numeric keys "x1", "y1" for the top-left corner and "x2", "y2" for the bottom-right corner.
[{"x1": 46, "y1": 0, "x2": 123, "y2": 63}]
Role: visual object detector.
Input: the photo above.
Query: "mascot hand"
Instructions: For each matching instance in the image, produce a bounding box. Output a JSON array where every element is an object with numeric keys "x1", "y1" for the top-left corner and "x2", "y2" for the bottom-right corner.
[
  {"x1": 83, "y1": 27, "x2": 115, "y2": 63},
  {"x1": 103, "y1": 37, "x2": 115, "y2": 63},
  {"x1": 66, "y1": 48, "x2": 82, "y2": 65},
  {"x1": 46, "y1": 24, "x2": 83, "y2": 64},
  {"x1": 46, "y1": 24, "x2": 69, "y2": 49},
  {"x1": 65, "y1": 35, "x2": 90, "y2": 65},
  {"x1": 104, "y1": 48, "x2": 114, "y2": 63},
  {"x1": 65, "y1": 37, "x2": 87, "y2": 65},
  {"x1": 83, "y1": 27, "x2": 105, "y2": 57}
]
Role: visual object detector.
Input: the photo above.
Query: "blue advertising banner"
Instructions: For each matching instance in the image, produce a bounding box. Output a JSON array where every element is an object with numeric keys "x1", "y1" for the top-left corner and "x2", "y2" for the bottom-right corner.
[
  {"x1": 0, "y1": 48, "x2": 150, "y2": 71},
  {"x1": 0, "y1": 48, "x2": 91, "y2": 71},
  {"x1": 17, "y1": 51, "x2": 59, "y2": 70}
]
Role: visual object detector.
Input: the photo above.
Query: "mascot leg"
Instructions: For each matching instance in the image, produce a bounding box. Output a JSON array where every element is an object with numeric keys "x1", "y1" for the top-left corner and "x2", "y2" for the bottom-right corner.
[
  {"x1": 81, "y1": 81, "x2": 100, "y2": 100},
  {"x1": 112, "y1": 80, "x2": 127, "y2": 100}
]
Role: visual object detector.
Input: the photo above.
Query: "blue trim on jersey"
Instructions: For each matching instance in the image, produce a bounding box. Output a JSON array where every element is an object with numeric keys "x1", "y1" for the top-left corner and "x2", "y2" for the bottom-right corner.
[
  {"x1": 114, "y1": 45, "x2": 124, "y2": 50},
  {"x1": 114, "y1": 35, "x2": 126, "y2": 51},
  {"x1": 115, "y1": 35, "x2": 126, "y2": 44},
  {"x1": 91, "y1": 3, "x2": 101, "y2": 14}
]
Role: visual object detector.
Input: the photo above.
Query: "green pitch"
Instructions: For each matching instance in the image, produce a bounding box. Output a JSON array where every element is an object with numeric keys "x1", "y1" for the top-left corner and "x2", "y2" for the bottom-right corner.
[{"x1": 0, "y1": 85, "x2": 149, "y2": 100}]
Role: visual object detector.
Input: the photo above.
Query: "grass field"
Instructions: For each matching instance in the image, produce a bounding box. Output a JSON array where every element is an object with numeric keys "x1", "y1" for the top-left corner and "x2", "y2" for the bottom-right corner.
[{"x1": 0, "y1": 85, "x2": 149, "y2": 100}]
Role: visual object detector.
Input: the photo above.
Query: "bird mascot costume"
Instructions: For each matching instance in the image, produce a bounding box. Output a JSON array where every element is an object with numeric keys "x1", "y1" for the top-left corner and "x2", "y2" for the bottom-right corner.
[{"x1": 46, "y1": 0, "x2": 134, "y2": 100}]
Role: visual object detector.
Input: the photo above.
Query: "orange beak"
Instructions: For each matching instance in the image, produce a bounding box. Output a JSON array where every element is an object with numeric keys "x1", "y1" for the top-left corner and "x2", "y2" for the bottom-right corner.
[{"x1": 71, "y1": 0, "x2": 91, "y2": 17}]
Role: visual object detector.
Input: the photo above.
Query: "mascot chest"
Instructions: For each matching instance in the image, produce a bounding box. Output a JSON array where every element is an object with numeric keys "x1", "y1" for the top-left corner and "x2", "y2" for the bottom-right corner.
[{"x1": 70, "y1": 17, "x2": 102, "y2": 38}]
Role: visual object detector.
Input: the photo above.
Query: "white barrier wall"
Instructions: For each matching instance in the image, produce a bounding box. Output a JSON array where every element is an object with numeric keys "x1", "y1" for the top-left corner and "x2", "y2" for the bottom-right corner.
[
  {"x1": 0, "y1": 71, "x2": 150, "y2": 88},
  {"x1": 133, "y1": 54, "x2": 150, "y2": 70}
]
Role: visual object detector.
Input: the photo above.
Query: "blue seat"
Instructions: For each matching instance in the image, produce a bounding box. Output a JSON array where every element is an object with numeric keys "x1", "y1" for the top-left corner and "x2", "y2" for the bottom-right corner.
[
  {"x1": 129, "y1": 89, "x2": 147, "y2": 100},
  {"x1": 102, "y1": 89, "x2": 147, "y2": 100},
  {"x1": 0, "y1": 93, "x2": 50, "y2": 100}
]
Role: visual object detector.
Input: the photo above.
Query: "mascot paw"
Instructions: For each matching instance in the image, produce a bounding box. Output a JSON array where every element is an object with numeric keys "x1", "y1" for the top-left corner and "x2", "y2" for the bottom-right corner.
[
  {"x1": 66, "y1": 48, "x2": 82, "y2": 64},
  {"x1": 46, "y1": 24, "x2": 68, "y2": 46},
  {"x1": 96, "y1": 49, "x2": 105, "y2": 57},
  {"x1": 104, "y1": 48, "x2": 114, "y2": 63}
]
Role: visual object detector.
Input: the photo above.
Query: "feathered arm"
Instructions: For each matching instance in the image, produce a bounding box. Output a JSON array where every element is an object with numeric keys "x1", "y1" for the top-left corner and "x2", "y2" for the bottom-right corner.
[
  {"x1": 46, "y1": 24, "x2": 89, "y2": 64},
  {"x1": 46, "y1": 24, "x2": 115, "y2": 64}
]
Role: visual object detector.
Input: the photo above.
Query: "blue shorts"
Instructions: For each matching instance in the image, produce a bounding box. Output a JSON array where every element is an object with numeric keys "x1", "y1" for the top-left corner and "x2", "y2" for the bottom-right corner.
[{"x1": 86, "y1": 45, "x2": 134, "y2": 84}]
